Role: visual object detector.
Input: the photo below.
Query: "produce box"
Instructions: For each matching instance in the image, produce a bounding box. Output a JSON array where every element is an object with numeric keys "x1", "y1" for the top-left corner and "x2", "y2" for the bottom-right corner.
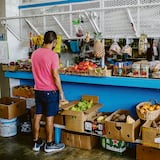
[
  {"x1": 12, "y1": 85, "x2": 34, "y2": 98},
  {"x1": 61, "y1": 95, "x2": 102, "y2": 133},
  {"x1": 0, "y1": 97, "x2": 26, "y2": 119},
  {"x1": 84, "y1": 112, "x2": 108, "y2": 135},
  {"x1": 105, "y1": 110, "x2": 141, "y2": 142},
  {"x1": 136, "y1": 144, "x2": 160, "y2": 160},
  {"x1": 142, "y1": 116, "x2": 160, "y2": 149},
  {"x1": 101, "y1": 137, "x2": 127, "y2": 153},
  {"x1": 62, "y1": 130, "x2": 99, "y2": 150}
]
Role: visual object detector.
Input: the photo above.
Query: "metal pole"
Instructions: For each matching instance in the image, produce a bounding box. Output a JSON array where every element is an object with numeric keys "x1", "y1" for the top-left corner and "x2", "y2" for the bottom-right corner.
[
  {"x1": 52, "y1": 16, "x2": 71, "y2": 39},
  {"x1": 25, "y1": 18, "x2": 40, "y2": 35},
  {"x1": 126, "y1": 8, "x2": 138, "y2": 37}
]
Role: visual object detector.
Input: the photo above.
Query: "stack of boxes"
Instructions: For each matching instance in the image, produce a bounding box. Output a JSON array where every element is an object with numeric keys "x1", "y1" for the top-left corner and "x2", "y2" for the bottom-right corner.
[
  {"x1": 0, "y1": 97, "x2": 26, "y2": 137},
  {"x1": 60, "y1": 95, "x2": 102, "y2": 149}
]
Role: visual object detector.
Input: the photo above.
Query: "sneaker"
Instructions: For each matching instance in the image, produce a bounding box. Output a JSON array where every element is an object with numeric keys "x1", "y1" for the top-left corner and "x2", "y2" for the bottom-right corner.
[
  {"x1": 32, "y1": 138, "x2": 44, "y2": 152},
  {"x1": 44, "y1": 142, "x2": 65, "y2": 153}
]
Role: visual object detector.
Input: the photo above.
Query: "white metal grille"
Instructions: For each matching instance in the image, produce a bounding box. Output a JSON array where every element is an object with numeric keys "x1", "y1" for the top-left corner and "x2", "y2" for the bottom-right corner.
[
  {"x1": 2, "y1": 0, "x2": 160, "y2": 40},
  {"x1": 72, "y1": 1, "x2": 100, "y2": 10},
  {"x1": 19, "y1": 1, "x2": 101, "y2": 39},
  {"x1": 71, "y1": 1, "x2": 100, "y2": 38},
  {"x1": 103, "y1": 8, "x2": 137, "y2": 38},
  {"x1": 20, "y1": 4, "x2": 71, "y2": 39},
  {"x1": 103, "y1": 0, "x2": 137, "y2": 7},
  {"x1": 102, "y1": 0, "x2": 160, "y2": 38},
  {"x1": 139, "y1": 5, "x2": 160, "y2": 37},
  {"x1": 140, "y1": 0, "x2": 160, "y2": 4}
]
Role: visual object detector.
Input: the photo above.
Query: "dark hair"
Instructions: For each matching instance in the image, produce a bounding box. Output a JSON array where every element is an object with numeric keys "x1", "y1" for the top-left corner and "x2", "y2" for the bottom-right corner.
[{"x1": 43, "y1": 31, "x2": 57, "y2": 44}]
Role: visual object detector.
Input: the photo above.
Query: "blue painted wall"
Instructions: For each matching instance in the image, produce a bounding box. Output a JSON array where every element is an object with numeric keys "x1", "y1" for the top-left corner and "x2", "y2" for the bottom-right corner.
[
  {"x1": 5, "y1": 71, "x2": 160, "y2": 118},
  {"x1": 62, "y1": 81, "x2": 160, "y2": 117}
]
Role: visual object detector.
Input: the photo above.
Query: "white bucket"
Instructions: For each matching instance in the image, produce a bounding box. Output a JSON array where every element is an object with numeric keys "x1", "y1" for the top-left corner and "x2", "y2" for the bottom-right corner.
[{"x1": 0, "y1": 118, "x2": 17, "y2": 137}]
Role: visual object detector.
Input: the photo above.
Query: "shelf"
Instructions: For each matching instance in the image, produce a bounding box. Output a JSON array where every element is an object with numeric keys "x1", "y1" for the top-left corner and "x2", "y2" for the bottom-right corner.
[
  {"x1": 5, "y1": 71, "x2": 33, "y2": 79},
  {"x1": 4, "y1": 71, "x2": 160, "y2": 89}
]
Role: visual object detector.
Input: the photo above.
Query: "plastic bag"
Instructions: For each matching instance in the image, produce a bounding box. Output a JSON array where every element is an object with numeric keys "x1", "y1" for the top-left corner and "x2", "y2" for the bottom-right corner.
[{"x1": 72, "y1": 19, "x2": 84, "y2": 37}]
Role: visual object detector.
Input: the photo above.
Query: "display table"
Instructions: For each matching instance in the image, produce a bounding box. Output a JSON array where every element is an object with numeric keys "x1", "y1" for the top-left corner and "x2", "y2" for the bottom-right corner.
[{"x1": 4, "y1": 71, "x2": 160, "y2": 116}]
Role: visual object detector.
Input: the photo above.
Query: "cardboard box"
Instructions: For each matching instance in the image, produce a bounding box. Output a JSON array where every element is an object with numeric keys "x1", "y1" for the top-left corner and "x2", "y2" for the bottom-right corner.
[
  {"x1": 12, "y1": 85, "x2": 34, "y2": 98},
  {"x1": 0, "y1": 97, "x2": 26, "y2": 119},
  {"x1": 105, "y1": 110, "x2": 141, "y2": 142},
  {"x1": 84, "y1": 112, "x2": 108, "y2": 136},
  {"x1": 142, "y1": 116, "x2": 160, "y2": 149},
  {"x1": 101, "y1": 137, "x2": 127, "y2": 153},
  {"x1": 61, "y1": 95, "x2": 102, "y2": 133},
  {"x1": 136, "y1": 144, "x2": 160, "y2": 160},
  {"x1": 62, "y1": 130, "x2": 99, "y2": 150}
]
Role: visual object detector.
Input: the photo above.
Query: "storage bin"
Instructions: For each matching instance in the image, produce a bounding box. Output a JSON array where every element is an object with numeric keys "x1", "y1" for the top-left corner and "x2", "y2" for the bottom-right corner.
[{"x1": 0, "y1": 118, "x2": 17, "y2": 137}]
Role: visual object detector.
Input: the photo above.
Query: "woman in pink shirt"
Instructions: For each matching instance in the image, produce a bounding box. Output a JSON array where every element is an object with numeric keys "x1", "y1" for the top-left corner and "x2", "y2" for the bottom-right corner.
[{"x1": 31, "y1": 31, "x2": 65, "y2": 153}]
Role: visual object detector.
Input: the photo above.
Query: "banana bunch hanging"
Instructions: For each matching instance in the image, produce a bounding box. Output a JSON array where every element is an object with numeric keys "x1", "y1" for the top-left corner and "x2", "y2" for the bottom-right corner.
[{"x1": 31, "y1": 34, "x2": 44, "y2": 47}]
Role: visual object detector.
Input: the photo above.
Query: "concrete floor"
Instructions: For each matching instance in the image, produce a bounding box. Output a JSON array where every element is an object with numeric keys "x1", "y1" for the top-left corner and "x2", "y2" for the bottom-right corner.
[{"x1": 0, "y1": 133, "x2": 136, "y2": 160}]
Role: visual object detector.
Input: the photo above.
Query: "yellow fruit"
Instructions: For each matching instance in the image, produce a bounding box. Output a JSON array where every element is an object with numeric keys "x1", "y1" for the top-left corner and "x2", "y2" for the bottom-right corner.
[{"x1": 97, "y1": 116, "x2": 104, "y2": 123}]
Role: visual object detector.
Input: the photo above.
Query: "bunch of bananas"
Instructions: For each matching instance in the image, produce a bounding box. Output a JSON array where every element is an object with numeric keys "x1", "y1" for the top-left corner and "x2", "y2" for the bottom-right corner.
[{"x1": 31, "y1": 34, "x2": 44, "y2": 47}]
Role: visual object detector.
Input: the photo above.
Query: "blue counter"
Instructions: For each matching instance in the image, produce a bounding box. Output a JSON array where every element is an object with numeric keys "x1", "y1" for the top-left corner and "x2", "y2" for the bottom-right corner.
[
  {"x1": 4, "y1": 71, "x2": 160, "y2": 89},
  {"x1": 5, "y1": 71, "x2": 160, "y2": 116}
]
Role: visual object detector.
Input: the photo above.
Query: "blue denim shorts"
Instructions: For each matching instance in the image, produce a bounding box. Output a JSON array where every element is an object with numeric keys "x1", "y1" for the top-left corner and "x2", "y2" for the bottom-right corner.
[{"x1": 34, "y1": 90, "x2": 59, "y2": 117}]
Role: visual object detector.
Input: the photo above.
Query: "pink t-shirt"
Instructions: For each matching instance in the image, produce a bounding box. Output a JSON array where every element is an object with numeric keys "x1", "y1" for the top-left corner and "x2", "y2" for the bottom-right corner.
[{"x1": 31, "y1": 48, "x2": 59, "y2": 91}]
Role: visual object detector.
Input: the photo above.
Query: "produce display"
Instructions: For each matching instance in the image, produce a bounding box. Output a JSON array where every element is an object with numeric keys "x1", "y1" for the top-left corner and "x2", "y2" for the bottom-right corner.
[
  {"x1": 2, "y1": 59, "x2": 32, "y2": 72},
  {"x1": 59, "y1": 61, "x2": 111, "y2": 77},
  {"x1": 136, "y1": 101, "x2": 160, "y2": 120},
  {"x1": 60, "y1": 61, "x2": 97, "y2": 74},
  {"x1": 70, "y1": 99, "x2": 93, "y2": 111},
  {"x1": 139, "y1": 103, "x2": 160, "y2": 114},
  {"x1": 96, "y1": 114, "x2": 108, "y2": 123},
  {"x1": 111, "y1": 113, "x2": 135, "y2": 124}
]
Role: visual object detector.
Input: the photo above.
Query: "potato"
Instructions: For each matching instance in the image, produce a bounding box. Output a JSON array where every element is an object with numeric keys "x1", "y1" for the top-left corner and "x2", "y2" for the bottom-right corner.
[
  {"x1": 117, "y1": 114, "x2": 126, "y2": 122},
  {"x1": 126, "y1": 115, "x2": 135, "y2": 124},
  {"x1": 111, "y1": 113, "x2": 120, "y2": 121}
]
